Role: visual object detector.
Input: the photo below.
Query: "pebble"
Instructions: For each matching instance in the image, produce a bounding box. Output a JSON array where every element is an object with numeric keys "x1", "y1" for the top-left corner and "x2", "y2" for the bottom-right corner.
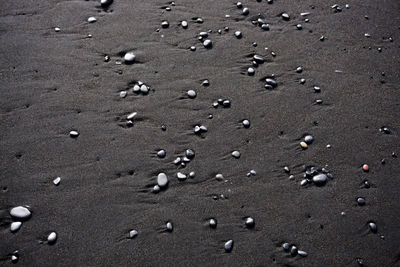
[
  {"x1": 177, "y1": 172, "x2": 187, "y2": 181},
  {"x1": 47, "y1": 232, "x2": 57, "y2": 244},
  {"x1": 234, "y1": 31, "x2": 242, "y2": 38},
  {"x1": 261, "y1": 24, "x2": 270, "y2": 30},
  {"x1": 69, "y1": 130, "x2": 79, "y2": 138},
  {"x1": 290, "y1": 246, "x2": 298, "y2": 256},
  {"x1": 190, "y1": 46, "x2": 196, "y2": 51},
  {"x1": 87, "y1": 17, "x2": 97, "y2": 23},
  {"x1": 124, "y1": 52, "x2": 136, "y2": 64},
  {"x1": 312, "y1": 174, "x2": 327, "y2": 186},
  {"x1": 166, "y1": 222, "x2": 173, "y2": 232},
  {"x1": 54, "y1": 27, "x2": 60, "y2": 32},
  {"x1": 357, "y1": 197, "x2": 366, "y2": 206},
  {"x1": 248, "y1": 67, "x2": 255, "y2": 75},
  {"x1": 120, "y1": 91, "x2": 127, "y2": 98},
  {"x1": 300, "y1": 78, "x2": 306, "y2": 84},
  {"x1": 185, "y1": 149, "x2": 195, "y2": 159},
  {"x1": 236, "y1": 2, "x2": 242, "y2": 8},
  {"x1": 242, "y1": 8, "x2": 249, "y2": 15},
  {"x1": 53, "y1": 177, "x2": 61, "y2": 186},
  {"x1": 289, "y1": 175, "x2": 295, "y2": 180},
  {"x1": 242, "y1": 119, "x2": 250, "y2": 128},
  {"x1": 140, "y1": 85, "x2": 148, "y2": 94},
  {"x1": 157, "y1": 149, "x2": 166, "y2": 158},
  {"x1": 161, "y1": 21, "x2": 169, "y2": 28},
  {"x1": 362, "y1": 164, "x2": 369, "y2": 172},
  {"x1": 232, "y1": 151, "x2": 241, "y2": 158},
  {"x1": 284, "y1": 166, "x2": 290, "y2": 173},
  {"x1": 189, "y1": 172, "x2": 195, "y2": 178},
  {"x1": 181, "y1": 21, "x2": 188, "y2": 28},
  {"x1": 296, "y1": 24, "x2": 302, "y2": 30},
  {"x1": 209, "y1": 218, "x2": 217, "y2": 228},
  {"x1": 282, "y1": 243, "x2": 290, "y2": 251},
  {"x1": 265, "y1": 78, "x2": 277, "y2": 88},
  {"x1": 224, "y1": 240, "x2": 234, "y2": 252},
  {"x1": 215, "y1": 174, "x2": 224, "y2": 181},
  {"x1": 202, "y1": 80, "x2": 209, "y2": 86},
  {"x1": 245, "y1": 217, "x2": 255, "y2": 228},
  {"x1": 157, "y1": 173, "x2": 168, "y2": 187},
  {"x1": 296, "y1": 66, "x2": 303, "y2": 73},
  {"x1": 282, "y1": 13, "x2": 290, "y2": 20},
  {"x1": 314, "y1": 86, "x2": 321, "y2": 92},
  {"x1": 253, "y1": 55, "x2": 264, "y2": 64},
  {"x1": 10, "y1": 206, "x2": 31, "y2": 219},
  {"x1": 369, "y1": 222, "x2": 377, "y2": 233},
  {"x1": 127, "y1": 112, "x2": 137, "y2": 120},
  {"x1": 304, "y1": 135, "x2": 313, "y2": 144},
  {"x1": 153, "y1": 185, "x2": 160, "y2": 193},
  {"x1": 300, "y1": 141, "x2": 308, "y2": 149},
  {"x1": 10, "y1": 222, "x2": 22, "y2": 233},
  {"x1": 187, "y1": 90, "x2": 196, "y2": 98},
  {"x1": 11, "y1": 255, "x2": 18, "y2": 263},
  {"x1": 301, "y1": 179, "x2": 308, "y2": 186},
  {"x1": 129, "y1": 230, "x2": 138, "y2": 238},
  {"x1": 203, "y1": 39, "x2": 212, "y2": 48},
  {"x1": 298, "y1": 250, "x2": 308, "y2": 257}
]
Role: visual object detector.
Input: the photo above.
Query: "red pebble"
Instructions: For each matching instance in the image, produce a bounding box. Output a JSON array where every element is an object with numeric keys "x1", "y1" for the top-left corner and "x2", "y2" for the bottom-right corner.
[{"x1": 362, "y1": 164, "x2": 369, "y2": 172}]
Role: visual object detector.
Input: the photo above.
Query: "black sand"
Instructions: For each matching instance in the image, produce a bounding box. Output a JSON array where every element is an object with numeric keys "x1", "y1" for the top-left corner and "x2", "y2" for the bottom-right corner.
[{"x1": 1, "y1": 0, "x2": 399, "y2": 266}]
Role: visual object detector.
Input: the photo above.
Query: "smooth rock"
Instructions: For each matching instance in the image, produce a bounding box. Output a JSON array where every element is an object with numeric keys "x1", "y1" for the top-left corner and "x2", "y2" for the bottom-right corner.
[
  {"x1": 10, "y1": 206, "x2": 31, "y2": 219},
  {"x1": 124, "y1": 52, "x2": 136, "y2": 64},
  {"x1": 166, "y1": 222, "x2": 173, "y2": 232},
  {"x1": 312, "y1": 174, "x2": 327, "y2": 186},
  {"x1": 265, "y1": 78, "x2": 277, "y2": 87},
  {"x1": 209, "y1": 218, "x2": 217, "y2": 228},
  {"x1": 153, "y1": 185, "x2": 160, "y2": 193},
  {"x1": 181, "y1": 21, "x2": 188, "y2": 28},
  {"x1": 282, "y1": 243, "x2": 290, "y2": 251},
  {"x1": 242, "y1": 119, "x2": 250, "y2": 128},
  {"x1": 87, "y1": 17, "x2": 97, "y2": 23},
  {"x1": 357, "y1": 197, "x2": 365, "y2": 205},
  {"x1": 282, "y1": 13, "x2": 290, "y2": 20},
  {"x1": 189, "y1": 172, "x2": 195, "y2": 178},
  {"x1": 304, "y1": 135, "x2": 314, "y2": 144},
  {"x1": 242, "y1": 8, "x2": 249, "y2": 15},
  {"x1": 53, "y1": 177, "x2": 61, "y2": 186},
  {"x1": 300, "y1": 141, "x2": 308, "y2": 149},
  {"x1": 296, "y1": 66, "x2": 303, "y2": 73},
  {"x1": 185, "y1": 149, "x2": 195, "y2": 159},
  {"x1": 140, "y1": 85, "x2": 148, "y2": 94},
  {"x1": 161, "y1": 21, "x2": 169, "y2": 28},
  {"x1": 298, "y1": 250, "x2": 308, "y2": 257},
  {"x1": 47, "y1": 232, "x2": 57, "y2": 244},
  {"x1": 129, "y1": 230, "x2": 138, "y2": 238},
  {"x1": 369, "y1": 222, "x2": 377, "y2": 233},
  {"x1": 157, "y1": 173, "x2": 168, "y2": 187},
  {"x1": 290, "y1": 246, "x2": 298, "y2": 256},
  {"x1": 177, "y1": 172, "x2": 187, "y2": 181},
  {"x1": 120, "y1": 91, "x2": 127, "y2": 98},
  {"x1": 253, "y1": 55, "x2": 264, "y2": 63},
  {"x1": 203, "y1": 39, "x2": 212, "y2": 48},
  {"x1": 127, "y1": 112, "x2": 137, "y2": 120},
  {"x1": 69, "y1": 130, "x2": 79, "y2": 138},
  {"x1": 187, "y1": 90, "x2": 196, "y2": 98},
  {"x1": 245, "y1": 217, "x2": 255, "y2": 228},
  {"x1": 234, "y1": 31, "x2": 242, "y2": 38},
  {"x1": 100, "y1": 0, "x2": 113, "y2": 7},
  {"x1": 232, "y1": 151, "x2": 241, "y2": 158},
  {"x1": 157, "y1": 150, "x2": 166, "y2": 158},
  {"x1": 248, "y1": 67, "x2": 255, "y2": 75},
  {"x1": 224, "y1": 240, "x2": 234, "y2": 252},
  {"x1": 261, "y1": 24, "x2": 270, "y2": 30},
  {"x1": 10, "y1": 222, "x2": 22, "y2": 233}
]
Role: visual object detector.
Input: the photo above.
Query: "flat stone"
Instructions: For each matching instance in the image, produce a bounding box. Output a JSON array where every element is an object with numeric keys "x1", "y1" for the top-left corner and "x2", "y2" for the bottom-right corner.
[
  {"x1": 298, "y1": 250, "x2": 308, "y2": 257},
  {"x1": 87, "y1": 17, "x2": 97, "y2": 23},
  {"x1": 10, "y1": 206, "x2": 31, "y2": 219},
  {"x1": 265, "y1": 78, "x2": 277, "y2": 87},
  {"x1": 120, "y1": 91, "x2": 127, "y2": 98},
  {"x1": 157, "y1": 173, "x2": 168, "y2": 187},
  {"x1": 261, "y1": 24, "x2": 270, "y2": 30},
  {"x1": 253, "y1": 55, "x2": 264, "y2": 63},
  {"x1": 69, "y1": 130, "x2": 79, "y2": 138},
  {"x1": 127, "y1": 112, "x2": 137, "y2": 120},
  {"x1": 300, "y1": 141, "x2": 308, "y2": 149}
]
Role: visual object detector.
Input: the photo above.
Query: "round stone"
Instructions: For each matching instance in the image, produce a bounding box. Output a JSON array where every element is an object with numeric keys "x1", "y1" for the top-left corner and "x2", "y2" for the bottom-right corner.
[
  {"x1": 166, "y1": 222, "x2": 173, "y2": 232},
  {"x1": 181, "y1": 21, "x2": 188, "y2": 28},
  {"x1": 140, "y1": 85, "x2": 149, "y2": 94},
  {"x1": 53, "y1": 177, "x2": 61, "y2": 186},
  {"x1": 304, "y1": 135, "x2": 314, "y2": 144},
  {"x1": 297, "y1": 24, "x2": 302, "y2": 30},
  {"x1": 300, "y1": 141, "x2": 308, "y2": 149},
  {"x1": 234, "y1": 31, "x2": 242, "y2": 38},
  {"x1": 69, "y1": 130, "x2": 79, "y2": 138},
  {"x1": 185, "y1": 149, "x2": 195, "y2": 159},
  {"x1": 161, "y1": 21, "x2": 169, "y2": 28},
  {"x1": 242, "y1": 119, "x2": 250, "y2": 128},
  {"x1": 290, "y1": 246, "x2": 298, "y2": 256},
  {"x1": 296, "y1": 66, "x2": 303, "y2": 73},
  {"x1": 248, "y1": 67, "x2": 255, "y2": 75},
  {"x1": 11, "y1": 255, "x2": 18, "y2": 263},
  {"x1": 10, "y1": 206, "x2": 31, "y2": 219},
  {"x1": 215, "y1": 174, "x2": 224, "y2": 181},
  {"x1": 190, "y1": 46, "x2": 196, "y2": 51},
  {"x1": 87, "y1": 17, "x2": 97, "y2": 23},
  {"x1": 222, "y1": 100, "x2": 231, "y2": 107},
  {"x1": 177, "y1": 172, "x2": 187, "y2": 181},
  {"x1": 153, "y1": 185, "x2": 160, "y2": 193},
  {"x1": 10, "y1": 222, "x2": 22, "y2": 233},
  {"x1": 357, "y1": 197, "x2": 366, "y2": 205},
  {"x1": 282, "y1": 13, "x2": 290, "y2": 20},
  {"x1": 47, "y1": 232, "x2": 57, "y2": 244},
  {"x1": 236, "y1": 2, "x2": 242, "y2": 8},
  {"x1": 232, "y1": 151, "x2": 241, "y2": 158},
  {"x1": 124, "y1": 52, "x2": 136, "y2": 64},
  {"x1": 224, "y1": 240, "x2": 234, "y2": 252},
  {"x1": 120, "y1": 91, "x2": 127, "y2": 98},
  {"x1": 203, "y1": 39, "x2": 212, "y2": 48},
  {"x1": 209, "y1": 218, "x2": 217, "y2": 228},
  {"x1": 261, "y1": 24, "x2": 270, "y2": 30},
  {"x1": 100, "y1": 0, "x2": 113, "y2": 7},
  {"x1": 157, "y1": 173, "x2": 168, "y2": 187},
  {"x1": 362, "y1": 164, "x2": 369, "y2": 172},
  {"x1": 187, "y1": 90, "x2": 196, "y2": 98},
  {"x1": 312, "y1": 174, "x2": 327, "y2": 186},
  {"x1": 189, "y1": 172, "x2": 195, "y2": 178},
  {"x1": 157, "y1": 149, "x2": 166, "y2": 158},
  {"x1": 245, "y1": 217, "x2": 255, "y2": 228},
  {"x1": 369, "y1": 222, "x2": 377, "y2": 233},
  {"x1": 282, "y1": 243, "x2": 290, "y2": 251},
  {"x1": 300, "y1": 78, "x2": 306, "y2": 84},
  {"x1": 242, "y1": 8, "x2": 249, "y2": 15},
  {"x1": 284, "y1": 166, "x2": 290, "y2": 173},
  {"x1": 129, "y1": 229, "x2": 138, "y2": 238}
]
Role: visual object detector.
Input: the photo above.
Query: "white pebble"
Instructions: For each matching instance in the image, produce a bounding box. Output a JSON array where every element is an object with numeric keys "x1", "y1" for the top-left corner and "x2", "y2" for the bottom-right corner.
[
  {"x1": 157, "y1": 173, "x2": 168, "y2": 187},
  {"x1": 69, "y1": 130, "x2": 79, "y2": 138},
  {"x1": 129, "y1": 230, "x2": 138, "y2": 238},
  {"x1": 177, "y1": 172, "x2": 187, "y2": 181},
  {"x1": 126, "y1": 112, "x2": 137, "y2": 120},
  {"x1": 53, "y1": 177, "x2": 61, "y2": 186},
  {"x1": 10, "y1": 222, "x2": 22, "y2": 233},
  {"x1": 87, "y1": 17, "x2": 97, "y2": 23},
  {"x1": 10, "y1": 206, "x2": 31, "y2": 219},
  {"x1": 47, "y1": 232, "x2": 57, "y2": 243},
  {"x1": 124, "y1": 52, "x2": 136, "y2": 63}
]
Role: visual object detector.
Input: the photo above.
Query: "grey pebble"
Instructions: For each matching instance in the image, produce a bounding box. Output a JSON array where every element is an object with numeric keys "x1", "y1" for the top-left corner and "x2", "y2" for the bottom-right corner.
[
  {"x1": 157, "y1": 149, "x2": 166, "y2": 158},
  {"x1": 312, "y1": 174, "x2": 327, "y2": 186},
  {"x1": 224, "y1": 240, "x2": 234, "y2": 252},
  {"x1": 157, "y1": 173, "x2": 168, "y2": 187}
]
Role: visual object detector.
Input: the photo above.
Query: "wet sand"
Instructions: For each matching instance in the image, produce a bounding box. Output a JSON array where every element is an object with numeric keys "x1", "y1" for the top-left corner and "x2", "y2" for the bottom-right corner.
[{"x1": 1, "y1": 0, "x2": 399, "y2": 266}]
